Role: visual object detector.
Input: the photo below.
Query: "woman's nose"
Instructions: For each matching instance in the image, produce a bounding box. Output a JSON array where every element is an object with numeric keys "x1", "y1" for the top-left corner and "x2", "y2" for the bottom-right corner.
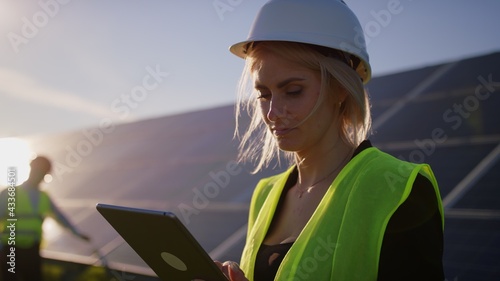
[{"x1": 267, "y1": 98, "x2": 288, "y2": 122}]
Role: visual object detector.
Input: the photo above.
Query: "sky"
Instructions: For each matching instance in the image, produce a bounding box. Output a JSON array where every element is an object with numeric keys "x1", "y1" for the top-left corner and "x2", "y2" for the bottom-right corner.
[{"x1": 1, "y1": 0, "x2": 500, "y2": 138}]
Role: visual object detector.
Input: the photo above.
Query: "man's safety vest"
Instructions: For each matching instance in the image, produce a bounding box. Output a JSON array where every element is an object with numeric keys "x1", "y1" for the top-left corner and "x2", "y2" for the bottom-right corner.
[
  {"x1": 240, "y1": 147, "x2": 444, "y2": 281},
  {"x1": 1, "y1": 187, "x2": 51, "y2": 248}
]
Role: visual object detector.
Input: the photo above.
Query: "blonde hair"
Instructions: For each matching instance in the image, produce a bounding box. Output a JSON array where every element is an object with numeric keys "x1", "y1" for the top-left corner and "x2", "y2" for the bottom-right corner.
[{"x1": 234, "y1": 42, "x2": 371, "y2": 172}]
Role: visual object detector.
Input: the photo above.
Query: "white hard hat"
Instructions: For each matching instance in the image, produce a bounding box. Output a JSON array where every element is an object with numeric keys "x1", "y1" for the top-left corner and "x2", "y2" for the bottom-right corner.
[{"x1": 229, "y1": 0, "x2": 371, "y2": 83}]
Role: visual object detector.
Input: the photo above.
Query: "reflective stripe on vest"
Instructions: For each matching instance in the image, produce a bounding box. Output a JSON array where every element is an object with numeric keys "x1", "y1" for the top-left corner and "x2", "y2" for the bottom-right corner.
[
  {"x1": 240, "y1": 147, "x2": 444, "y2": 281},
  {"x1": 1, "y1": 188, "x2": 51, "y2": 247}
]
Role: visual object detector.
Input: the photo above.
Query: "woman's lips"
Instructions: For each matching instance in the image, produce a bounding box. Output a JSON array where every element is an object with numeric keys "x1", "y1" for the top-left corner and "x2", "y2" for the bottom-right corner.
[{"x1": 272, "y1": 127, "x2": 294, "y2": 136}]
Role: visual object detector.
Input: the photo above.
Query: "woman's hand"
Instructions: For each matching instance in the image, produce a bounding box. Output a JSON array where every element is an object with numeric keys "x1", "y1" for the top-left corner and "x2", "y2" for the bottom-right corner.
[
  {"x1": 215, "y1": 261, "x2": 248, "y2": 281},
  {"x1": 193, "y1": 261, "x2": 248, "y2": 281}
]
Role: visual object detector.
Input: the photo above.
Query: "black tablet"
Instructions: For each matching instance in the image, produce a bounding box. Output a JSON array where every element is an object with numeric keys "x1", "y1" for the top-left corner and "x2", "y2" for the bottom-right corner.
[{"x1": 96, "y1": 203, "x2": 228, "y2": 281}]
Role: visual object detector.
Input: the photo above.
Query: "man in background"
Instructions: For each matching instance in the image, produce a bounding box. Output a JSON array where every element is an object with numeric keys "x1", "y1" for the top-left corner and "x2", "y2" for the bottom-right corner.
[{"x1": 0, "y1": 156, "x2": 90, "y2": 281}]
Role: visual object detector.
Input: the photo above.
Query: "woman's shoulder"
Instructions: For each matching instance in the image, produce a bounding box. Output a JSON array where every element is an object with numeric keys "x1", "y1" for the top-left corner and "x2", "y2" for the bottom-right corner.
[
  {"x1": 348, "y1": 143, "x2": 439, "y2": 200},
  {"x1": 357, "y1": 145, "x2": 428, "y2": 178},
  {"x1": 352, "y1": 140, "x2": 418, "y2": 171}
]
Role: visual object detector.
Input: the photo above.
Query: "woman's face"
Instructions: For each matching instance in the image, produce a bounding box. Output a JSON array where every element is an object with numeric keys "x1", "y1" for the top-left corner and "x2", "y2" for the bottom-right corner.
[{"x1": 252, "y1": 50, "x2": 342, "y2": 153}]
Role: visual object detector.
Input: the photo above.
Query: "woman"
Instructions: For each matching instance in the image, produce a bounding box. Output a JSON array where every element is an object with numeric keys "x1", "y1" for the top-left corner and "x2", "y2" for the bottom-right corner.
[{"x1": 213, "y1": 0, "x2": 445, "y2": 280}]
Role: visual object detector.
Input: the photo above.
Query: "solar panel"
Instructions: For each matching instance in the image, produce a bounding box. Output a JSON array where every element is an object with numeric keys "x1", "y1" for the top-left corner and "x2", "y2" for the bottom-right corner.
[
  {"x1": 454, "y1": 160, "x2": 500, "y2": 210},
  {"x1": 422, "y1": 53, "x2": 500, "y2": 95},
  {"x1": 371, "y1": 84, "x2": 500, "y2": 142},
  {"x1": 443, "y1": 218, "x2": 500, "y2": 280}
]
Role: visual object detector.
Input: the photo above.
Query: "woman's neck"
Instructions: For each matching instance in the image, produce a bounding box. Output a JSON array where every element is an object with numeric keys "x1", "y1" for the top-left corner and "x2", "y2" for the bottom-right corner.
[{"x1": 294, "y1": 138, "x2": 354, "y2": 188}]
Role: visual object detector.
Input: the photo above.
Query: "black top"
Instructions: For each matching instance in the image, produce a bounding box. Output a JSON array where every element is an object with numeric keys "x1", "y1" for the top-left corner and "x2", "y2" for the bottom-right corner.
[{"x1": 254, "y1": 140, "x2": 444, "y2": 280}]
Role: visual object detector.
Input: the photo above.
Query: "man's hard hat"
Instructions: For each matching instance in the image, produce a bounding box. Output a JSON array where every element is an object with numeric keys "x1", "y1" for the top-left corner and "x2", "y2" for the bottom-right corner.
[{"x1": 229, "y1": 0, "x2": 371, "y2": 83}]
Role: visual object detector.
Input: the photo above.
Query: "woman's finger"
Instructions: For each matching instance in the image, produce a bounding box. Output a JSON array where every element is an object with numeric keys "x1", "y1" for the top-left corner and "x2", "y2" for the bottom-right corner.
[{"x1": 224, "y1": 261, "x2": 248, "y2": 281}]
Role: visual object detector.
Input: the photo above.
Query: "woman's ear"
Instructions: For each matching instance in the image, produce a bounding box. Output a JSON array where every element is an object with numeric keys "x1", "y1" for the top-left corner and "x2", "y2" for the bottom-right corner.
[{"x1": 334, "y1": 80, "x2": 348, "y2": 105}]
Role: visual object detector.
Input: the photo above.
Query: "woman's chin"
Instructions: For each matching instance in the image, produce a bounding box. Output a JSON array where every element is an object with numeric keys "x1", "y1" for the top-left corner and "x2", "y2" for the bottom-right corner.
[{"x1": 276, "y1": 139, "x2": 301, "y2": 152}]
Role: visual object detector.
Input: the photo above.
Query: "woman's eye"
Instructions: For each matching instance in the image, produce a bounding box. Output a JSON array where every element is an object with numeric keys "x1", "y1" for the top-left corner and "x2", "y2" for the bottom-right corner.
[
  {"x1": 287, "y1": 90, "x2": 302, "y2": 95},
  {"x1": 286, "y1": 87, "x2": 302, "y2": 96},
  {"x1": 257, "y1": 91, "x2": 271, "y2": 100},
  {"x1": 257, "y1": 92, "x2": 271, "y2": 100}
]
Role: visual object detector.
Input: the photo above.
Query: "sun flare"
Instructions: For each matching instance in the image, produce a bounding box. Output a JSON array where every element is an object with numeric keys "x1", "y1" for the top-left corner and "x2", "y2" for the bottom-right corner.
[{"x1": 0, "y1": 138, "x2": 36, "y2": 187}]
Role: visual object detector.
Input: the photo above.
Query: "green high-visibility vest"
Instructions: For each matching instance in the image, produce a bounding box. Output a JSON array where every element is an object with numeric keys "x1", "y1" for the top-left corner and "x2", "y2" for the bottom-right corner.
[
  {"x1": 1, "y1": 188, "x2": 51, "y2": 248},
  {"x1": 240, "y1": 147, "x2": 444, "y2": 280}
]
